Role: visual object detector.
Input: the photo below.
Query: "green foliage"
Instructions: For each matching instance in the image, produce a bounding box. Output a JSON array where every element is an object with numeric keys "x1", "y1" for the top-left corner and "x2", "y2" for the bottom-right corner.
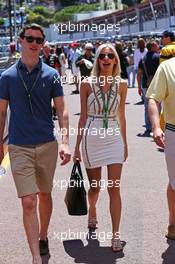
[
  {"x1": 54, "y1": 3, "x2": 99, "y2": 23},
  {"x1": 0, "y1": 0, "x2": 146, "y2": 28},
  {"x1": 24, "y1": 2, "x2": 99, "y2": 25},
  {"x1": 54, "y1": 12, "x2": 73, "y2": 23},
  {"x1": 0, "y1": 17, "x2": 4, "y2": 25},
  {"x1": 122, "y1": 4, "x2": 129, "y2": 10},
  {"x1": 0, "y1": 0, "x2": 2, "y2": 12},
  {"x1": 33, "y1": 6, "x2": 53, "y2": 18},
  {"x1": 24, "y1": 4, "x2": 55, "y2": 27},
  {"x1": 26, "y1": 12, "x2": 53, "y2": 27}
]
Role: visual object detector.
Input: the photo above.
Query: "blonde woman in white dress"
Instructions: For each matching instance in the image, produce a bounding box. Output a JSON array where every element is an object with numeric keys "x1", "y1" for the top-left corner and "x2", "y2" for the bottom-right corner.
[{"x1": 74, "y1": 43, "x2": 128, "y2": 252}]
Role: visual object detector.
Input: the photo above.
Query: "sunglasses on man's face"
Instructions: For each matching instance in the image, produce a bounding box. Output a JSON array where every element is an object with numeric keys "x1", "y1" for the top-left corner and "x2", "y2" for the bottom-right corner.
[
  {"x1": 99, "y1": 53, "x2": 115, "y2": 60},
  {"x1": 23, "y1": 35, "x2": 44, "y2": 44}
]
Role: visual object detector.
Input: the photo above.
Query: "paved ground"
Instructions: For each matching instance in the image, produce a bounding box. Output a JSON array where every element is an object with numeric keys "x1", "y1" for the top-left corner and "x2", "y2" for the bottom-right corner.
[{"x1": 0, "y1": 79, "x2": 175, "y2": 264}]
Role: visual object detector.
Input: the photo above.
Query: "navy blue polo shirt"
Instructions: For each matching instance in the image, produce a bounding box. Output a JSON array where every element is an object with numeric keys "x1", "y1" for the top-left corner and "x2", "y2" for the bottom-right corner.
[{"x1": 0, "y1": 59, "x2": 64, "y2": 144}]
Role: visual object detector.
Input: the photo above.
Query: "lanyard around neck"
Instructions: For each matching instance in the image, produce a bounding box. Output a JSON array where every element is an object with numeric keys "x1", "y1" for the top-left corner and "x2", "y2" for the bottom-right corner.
[
  {"x1": 17, "y1": 65, "x2": 41, "y2": 115},
  {"x1": 99, "y1": 80, "x2": 114, "y2": 129}
]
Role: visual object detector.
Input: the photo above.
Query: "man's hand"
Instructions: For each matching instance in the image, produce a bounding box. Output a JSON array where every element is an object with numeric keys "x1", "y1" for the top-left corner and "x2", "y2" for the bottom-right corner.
[
  {"x1": 0, "y1": 143, "x2": 4, "y2": 165},
  {"x1": 59, "y1": 143, "x2": 71, "y2": 165},
  {"x1": 153, "y1": 127, "x2": 165, "y2": 148}
]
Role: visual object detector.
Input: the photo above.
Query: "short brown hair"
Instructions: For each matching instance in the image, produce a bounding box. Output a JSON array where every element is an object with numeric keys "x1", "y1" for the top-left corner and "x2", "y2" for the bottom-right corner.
[
  {"x1": 137, "y1": 38, "x2": 146, "y2": 52},
  {"x1": 19, "y1": 23, "x2": 45, "y2": 39}
]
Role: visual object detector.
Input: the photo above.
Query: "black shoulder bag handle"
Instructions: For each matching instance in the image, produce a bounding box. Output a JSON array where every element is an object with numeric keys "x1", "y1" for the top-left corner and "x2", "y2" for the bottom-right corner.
[{"x1": 71, "y1": 160, "x2": 83, "y2": 181}]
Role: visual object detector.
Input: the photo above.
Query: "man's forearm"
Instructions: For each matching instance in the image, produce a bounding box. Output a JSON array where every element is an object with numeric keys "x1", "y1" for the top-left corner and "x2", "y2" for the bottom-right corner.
[
  {"x1": 0, "y1": 110, "x2": 6, "y2": 164},
  {"x1": 148, "y1": 99, "x2": 160, "y2": 130},
  {"x1": 0, "y1": 110, "x2": 6, "y2": 144},
  {"x1": 57, "y1": 109, "x2": 69, "y2": 144},
  {"x1": 137, "y1": 71, "x2": 142, "y2": 88}
]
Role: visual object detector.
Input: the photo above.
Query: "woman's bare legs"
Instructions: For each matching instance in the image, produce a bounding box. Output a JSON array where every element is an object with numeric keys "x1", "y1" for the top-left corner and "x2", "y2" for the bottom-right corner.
[
  {"x1": 86, "y1": 167, "x2": 101, "y2": 225},
  {"x1": 107, "y1": 163, "x2": 123, "y2": 241}
]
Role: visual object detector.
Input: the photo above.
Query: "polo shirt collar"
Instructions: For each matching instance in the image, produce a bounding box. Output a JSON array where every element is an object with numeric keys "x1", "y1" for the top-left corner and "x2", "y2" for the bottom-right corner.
[{"x1": 18, "y1": 58, "x2": 42, "y2": 71}]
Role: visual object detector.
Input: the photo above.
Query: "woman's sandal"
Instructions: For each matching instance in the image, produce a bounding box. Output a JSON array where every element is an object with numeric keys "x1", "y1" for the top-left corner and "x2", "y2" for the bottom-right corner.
[
  {"x1": 88, "y1": 217, "x2": 98, "y2": 229},
  {"x1": 111, "y1": 238, "x2": 123, "y2": 252}
]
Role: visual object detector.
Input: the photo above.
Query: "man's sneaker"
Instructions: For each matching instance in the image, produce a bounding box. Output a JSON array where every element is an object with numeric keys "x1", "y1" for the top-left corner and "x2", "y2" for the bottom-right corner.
[{"x1": 39, "y1": 238, "x2": 49, "y2": 255}]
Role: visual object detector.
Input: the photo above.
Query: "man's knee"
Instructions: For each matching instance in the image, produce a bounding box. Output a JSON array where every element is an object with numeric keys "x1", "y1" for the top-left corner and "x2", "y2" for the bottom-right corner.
[{"x1": 21, "y1": 194, "x2": 37, "y2": 213}]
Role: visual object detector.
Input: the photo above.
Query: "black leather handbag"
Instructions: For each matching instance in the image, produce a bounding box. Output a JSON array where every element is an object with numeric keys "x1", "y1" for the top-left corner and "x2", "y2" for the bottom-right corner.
[{"x1": 64, "y1": 161, "x2": 87, "y2": 215}]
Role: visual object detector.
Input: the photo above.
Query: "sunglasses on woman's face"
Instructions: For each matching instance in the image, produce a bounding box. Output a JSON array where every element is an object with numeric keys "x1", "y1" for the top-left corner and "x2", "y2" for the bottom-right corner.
[
  {"x1": 99, "y1": 53, "x2": 115, "y2": 60},
  {"x1": 23, "y1": 35, "x2": 44, "y2": 44}
]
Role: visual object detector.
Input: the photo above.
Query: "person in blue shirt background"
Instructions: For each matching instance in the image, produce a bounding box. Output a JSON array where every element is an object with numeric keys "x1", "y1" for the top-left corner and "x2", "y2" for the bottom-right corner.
[{"x1": 0, "y1": 23, "x2": 71, "y2": 264}]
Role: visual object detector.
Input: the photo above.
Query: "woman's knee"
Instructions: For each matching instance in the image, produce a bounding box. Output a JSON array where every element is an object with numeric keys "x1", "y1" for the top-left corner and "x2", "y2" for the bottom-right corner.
[
  {"x1": 89, "y1": 184, "x2": 101, "y2": 195},
  {"x1": 107, "y1": 185, "x2": 120, "y2": 197},
  {"x1": 168, "y1": 183, "x2": 175, "y2": 192},
  {"x1": 39, "y1": 192, "x2": 51, "y2": 202}
]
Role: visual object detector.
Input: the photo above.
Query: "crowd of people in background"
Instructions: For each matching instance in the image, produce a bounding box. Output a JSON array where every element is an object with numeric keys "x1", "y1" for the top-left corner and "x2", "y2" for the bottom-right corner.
[
  {"x1": 1, "y1": 29, "x2": 175, "y2": 138},
  {"x1": 1, "y1": 25, "x2": 175, "y2": 263},
  {"x1": 24, "y1": 30, "x2": 174, "y2": 138}
]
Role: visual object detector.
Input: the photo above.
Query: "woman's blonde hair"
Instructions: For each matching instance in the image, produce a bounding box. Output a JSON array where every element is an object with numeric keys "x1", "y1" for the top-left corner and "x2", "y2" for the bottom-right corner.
[{"x1": 91, "y1": 43, "x2": 121, "y2": 77}]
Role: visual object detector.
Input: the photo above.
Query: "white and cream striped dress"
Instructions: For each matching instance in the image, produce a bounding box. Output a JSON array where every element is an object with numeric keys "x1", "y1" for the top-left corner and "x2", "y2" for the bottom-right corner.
[{"x1": 81, "y1": 79, "x2": 124, "y2": 169}]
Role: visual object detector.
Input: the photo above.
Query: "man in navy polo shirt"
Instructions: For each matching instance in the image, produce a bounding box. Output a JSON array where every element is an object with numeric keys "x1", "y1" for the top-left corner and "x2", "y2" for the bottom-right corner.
[{"x1": 0, "y1": 24, "x2": 71, "y2": 264}]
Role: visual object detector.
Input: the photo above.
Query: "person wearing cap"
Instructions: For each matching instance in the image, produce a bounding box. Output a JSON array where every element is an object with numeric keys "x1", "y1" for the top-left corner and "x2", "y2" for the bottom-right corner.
[
  {"x1": 160, "y1": 30, "x2": 175, "y2": 64},
  {"x1": 75, "y1": 43, "x2": 95, "y2": 81}
]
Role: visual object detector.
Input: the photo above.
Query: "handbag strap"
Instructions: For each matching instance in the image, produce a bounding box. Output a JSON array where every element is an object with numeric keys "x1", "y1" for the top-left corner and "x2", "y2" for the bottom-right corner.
[
  {"x1": 71, "y1": 161, "x2": 83, "y2": 181},
  {"x1": 76, "y1": 161, "x2": 83, "y2": 180}
]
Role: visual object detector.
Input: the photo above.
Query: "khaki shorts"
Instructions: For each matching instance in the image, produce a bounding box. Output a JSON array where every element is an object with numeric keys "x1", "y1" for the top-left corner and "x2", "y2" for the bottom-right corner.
[{"x1": 8, "y1": 141, "x2": 58, "y2": 198}]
